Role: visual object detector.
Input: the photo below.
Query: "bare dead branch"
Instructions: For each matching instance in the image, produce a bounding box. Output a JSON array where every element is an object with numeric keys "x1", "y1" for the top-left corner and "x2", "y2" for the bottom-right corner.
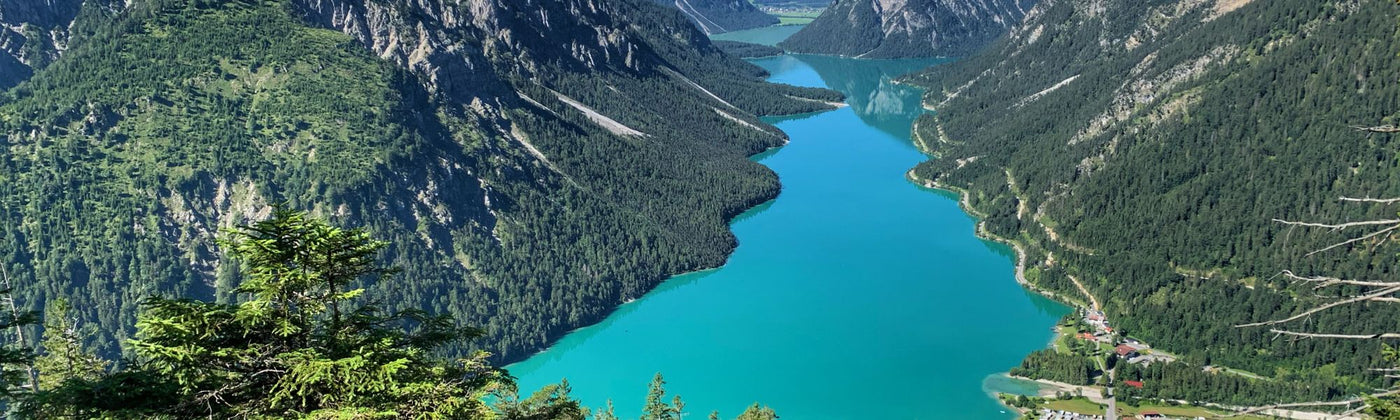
[
  {"x1": 1340, "y1": 196, "x2": 1400, "y2": 204},
  {"x1": 1230, "y1": 398, "x2": 1360, "y2": 416},
  {"x1": 1229, "y1": 388, "x2": 1400, "y2": 416},
  {"x1": 1236, "y1": 284, "x2": 1400, "y2": 327},
  {"x1": 1272, "y1": 218, "x2": 1400, "y2": 230},
  {"x1": 1282, "y1": 270, "x2": 1400, "y2": 290},
  {"x1": 1307, "y1": 224, "x2": 1400, "y2": 256},
  {"x1": 1268, "y1": 329, "x2": 1400, "y2": 340},
  {"x1": 1378, "y1": 231, "x2": 1396, "y2": 249},
  {"x1": 1341, "y1": 405, "x2": 1370, "y2": 418},
  {"x1": 1242, "y1": 197, "x2": 1400, "y2": 415},
  {"x1": 1353, "y1": 125, "x2": 1400, "y2": 134}
]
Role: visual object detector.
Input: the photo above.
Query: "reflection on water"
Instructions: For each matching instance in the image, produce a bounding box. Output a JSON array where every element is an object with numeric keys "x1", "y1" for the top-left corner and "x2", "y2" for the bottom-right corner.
[
  {"x1": 709, "y1": 25, "x2": 807, "y2": 46},
  {"x1": 730, "y1": 199, "x2": 776, "y2": 225},
  {"x1": 775, "y1": 54, "x2": 952, "y2": 140},
  {"x1": 748, "y1": 146, "x2": 785, "y2": 163},
  {"x1": 983, "y1": 374, "x2": 1046, "y2": 397}
]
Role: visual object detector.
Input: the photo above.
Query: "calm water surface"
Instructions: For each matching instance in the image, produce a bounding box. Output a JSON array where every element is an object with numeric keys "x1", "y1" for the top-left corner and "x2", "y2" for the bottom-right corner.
[
  {"x1": 508, "y1": 31, "x2": 1070, "y2": 419},
  {"x1": 709, "y1": 25, "x2": 806, "y2": 46}
]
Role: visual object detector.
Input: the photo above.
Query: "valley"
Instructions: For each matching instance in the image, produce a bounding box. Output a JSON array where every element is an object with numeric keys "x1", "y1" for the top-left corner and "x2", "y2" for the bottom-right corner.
[
  {"x1": 1, "y1": 0, "x2": 1398, "y2": 418},
  {"x1": 510, "y1": 49, "x2": 1069, "y2": 420}
]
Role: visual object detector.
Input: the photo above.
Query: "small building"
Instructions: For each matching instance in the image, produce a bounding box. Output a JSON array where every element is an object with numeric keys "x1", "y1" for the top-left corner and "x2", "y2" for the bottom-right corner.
[
  {"x1": 1079, "y1": 332, "x2": 1096, "y2": 340},
  {"x1": 1115, "y1": 344, "x2": 1139, "y2": 358},
  {"x1": 1122, "y1": 380, "x2": 1144, "y2": 389},
  {"x1": 1139, "y1": 411, "x2": 1164, "y2": 419}
]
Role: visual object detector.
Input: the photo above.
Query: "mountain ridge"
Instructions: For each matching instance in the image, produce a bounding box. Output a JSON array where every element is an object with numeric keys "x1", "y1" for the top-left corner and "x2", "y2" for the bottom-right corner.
[
  {"x1": 905, "y1": 0, "x2": 1400, "y2": 402},
  {"x1": 654, "y1": 0, "x2": 779, "y2": 34},
  {"x1": 0, "y1": 0, "x2": 842, "y2": 363},
  {"x1": 779, "y1": 0, "x2": 1036, "y2": 58}
]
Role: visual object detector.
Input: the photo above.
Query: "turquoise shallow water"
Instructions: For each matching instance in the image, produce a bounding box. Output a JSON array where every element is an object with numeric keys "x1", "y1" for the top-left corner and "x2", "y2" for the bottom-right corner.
[{"x1": 507, "y1": 50, "x2": 1071, "y2": 419}]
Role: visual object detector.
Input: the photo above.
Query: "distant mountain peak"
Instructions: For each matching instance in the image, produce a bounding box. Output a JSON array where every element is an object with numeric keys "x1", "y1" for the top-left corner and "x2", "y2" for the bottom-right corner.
[
  {"x1": 779, "y1": 0, "x2": 1036, "y2": 58},
  {"x1": 654, "y1": 0, "x2": 779, "y2": 34}
]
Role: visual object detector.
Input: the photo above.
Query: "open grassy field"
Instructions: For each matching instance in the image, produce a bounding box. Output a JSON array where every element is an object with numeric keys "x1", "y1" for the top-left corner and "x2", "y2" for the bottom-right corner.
[
  {"x1": 1039, "y1": 398, "x2": 1266, "y2": 419},
  {"x1": 1043, "y1": 398, "x2": 1104, "y2": 415},
  {"x1": 1120, "y1": 402, "x2": 1222, "y2": 417},
  {"x1": 777, "y1": 16, "x2": 815, "y2": 25}
]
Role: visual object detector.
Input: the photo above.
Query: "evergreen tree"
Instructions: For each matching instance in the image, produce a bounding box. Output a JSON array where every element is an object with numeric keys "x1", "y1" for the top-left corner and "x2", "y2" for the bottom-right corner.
[
  {"x1": 493, "y1": 379, "x2": 588, "y2": 420},
  {"x1": 735, "y1": 404, "x2": 778, "y2": 420},
  {"x1": 32, "y1": 299, "x2": 106, "y2": 391},
  {"x1": 26, "y1": 209, "x2": 506, "y2": 418},
  {"x1": 1369, "y1": 394, "x2": 1400, "y2": 420},
  {"x1": 641, "y1": 373, "x2": 682, "y2": 420},
  {"x1": 9, "y1": 210, "x2": 784, "y2": 418},
  {"x1": 596, "y1": 400, "x2": 620, "y2": 420},
  {"x1": 0, "y1": 283, "x2": 36, "y2": 401}
]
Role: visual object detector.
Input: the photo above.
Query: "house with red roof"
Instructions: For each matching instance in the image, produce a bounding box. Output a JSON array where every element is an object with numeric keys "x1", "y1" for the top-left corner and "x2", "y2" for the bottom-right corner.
[{"x1": 1122, "y1": 380, "x2": 1144, "y2": 389}]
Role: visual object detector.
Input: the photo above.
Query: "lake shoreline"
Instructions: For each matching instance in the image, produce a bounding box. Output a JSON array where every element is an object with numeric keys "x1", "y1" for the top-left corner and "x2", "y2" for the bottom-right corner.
[
  {"x1": 903, "y1": 96, "x2": 1092, "y2": 310},
  {"x1": 906, "y1": 172, "x2": 1085, "y2": 308},
  {"x1": 903, "y1": 110, "x2": 1354, "y2": 420},
  {"x1": 496, "y1": 72, "x2": 857, "y2": 365},
  {"x1": 512, "y1": 52, "x2": 1068, "y2": 419},
  {"x1": 904, "y1": 111, "x2": 1088, "y2": 311}
]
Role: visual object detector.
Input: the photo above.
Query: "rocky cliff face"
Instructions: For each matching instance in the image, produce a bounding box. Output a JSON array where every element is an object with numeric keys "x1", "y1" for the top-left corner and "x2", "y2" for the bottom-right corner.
[
  {"x1": 0, "y1": 0, "x2": 85, "y2": 88},
  {"x1": 292, "y1": 0, "x2": 508, "y2": 104},
  {"x1": 294, "y1": 0, "x2": 669, "y2": 101},
  {"x1": 780, "y1": 0, "x2": 1036, "y2": 58},
  {"x1": 653, "y1": 0, "x2": 778, "y2": 34},
  {"x1": 0, "y1": 0, "x2": 130, "y2": 89}
]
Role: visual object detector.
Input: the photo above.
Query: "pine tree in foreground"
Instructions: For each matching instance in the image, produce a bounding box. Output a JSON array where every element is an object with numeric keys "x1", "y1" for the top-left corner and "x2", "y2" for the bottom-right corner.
[
  {"x1": 0, "y1": 282, "x2": 37, "y2": 401},
  {"x1": 8, "y1": 209, "x2": 780, "y2": 419},
  {"x1": 32, "y1": 299, "x2": 107, "y2": 392},
  {"x1": 23, "y1": 208, "x2": 507, "y2": 418}
]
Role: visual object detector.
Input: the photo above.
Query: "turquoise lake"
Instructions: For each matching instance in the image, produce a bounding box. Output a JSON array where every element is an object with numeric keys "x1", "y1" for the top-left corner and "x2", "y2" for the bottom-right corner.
[
  {"x1": 709, "y1": 25, "x2": 806, "y2": 46},
  {"x1": 508, "y1": 30, "x2": 1071, "y2": 419}
]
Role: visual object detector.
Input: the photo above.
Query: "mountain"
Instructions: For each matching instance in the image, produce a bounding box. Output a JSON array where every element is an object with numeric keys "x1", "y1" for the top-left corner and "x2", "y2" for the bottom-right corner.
[
  {"x1": 0, "y1": 0, "x2": 841, "y2": 363},
  {"x1": 907, "y1": 0, "x2": 1400, "y2": 402},
  {"x1": 654, "y1": 0, "x2": 779, "y2": 34},
  {"x1": 0, "y1": 0, "x2": 104, "y2": 89},
  {"x1": 778, "y1": 0, "x2": 1036, "y2": 58}
]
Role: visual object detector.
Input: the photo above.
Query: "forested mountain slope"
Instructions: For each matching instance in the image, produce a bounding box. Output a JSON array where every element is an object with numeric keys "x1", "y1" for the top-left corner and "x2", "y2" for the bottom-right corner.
[
  {"x1": 653, "y1": 0, "x2": 779, "y2": 34},
  {"x1": 0, "y1": 0, "x2": 841, "y2": 363},
  {"x1": 907, "y1": 0, "x2": 1400, "y2": 399},
  {"x1": 779, "y1": 0, "x2": 1036, "y2": 58}
]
